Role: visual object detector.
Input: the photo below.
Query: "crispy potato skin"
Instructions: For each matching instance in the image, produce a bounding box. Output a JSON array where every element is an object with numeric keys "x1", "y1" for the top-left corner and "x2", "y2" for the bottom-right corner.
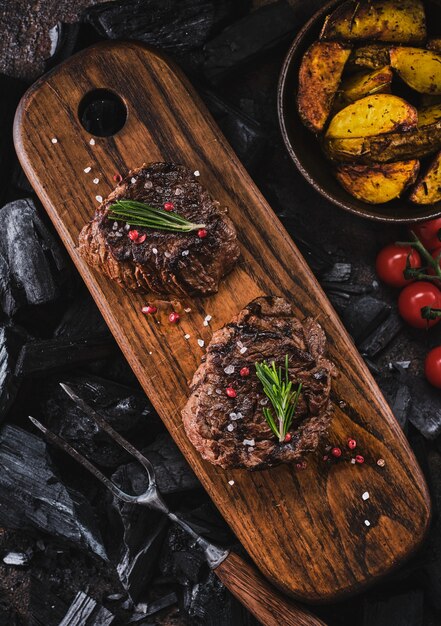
[
  {"x1": 347, "y1": 45, "x2": 391, "y2": 71},
  {"x1": 325, "y1": 103, "x2": 441, "y2": 163},
  {"x1": 428, "y1": 38, "x2": 441, "y2": 53},
  {"x1": 297, "y1": 41, "x2": 351, "y2": 133},
  {"x1": 334, "y1": 66, "x2": 393, "y2": 110},
  {"x1": 320, "y1": 0, "x2": 426, "y2": 44},
  {"x1": 390, "y1": 47, "x2": 441, "y2": 95},
  {"x1": 335, "y1": 160, "x2": 420, "y2": 203},
  {"x1": 410, "y1": 151, "x2": 441, "y2": 204},
  {"x1": 325, "y1": 94, "x2": 417, "y2": 139}
]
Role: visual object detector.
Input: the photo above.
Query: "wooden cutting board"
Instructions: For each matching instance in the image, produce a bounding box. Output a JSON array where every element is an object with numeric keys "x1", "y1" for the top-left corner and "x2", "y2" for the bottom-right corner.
[{"x1": 14, "y1": 42, "x2": 431, "y2": 603}]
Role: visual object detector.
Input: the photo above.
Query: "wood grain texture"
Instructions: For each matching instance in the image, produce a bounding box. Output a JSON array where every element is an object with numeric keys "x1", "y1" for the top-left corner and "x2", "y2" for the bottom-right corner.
[
  {"x1": 215, "y1": 552, "x2": 326, "y2": 626},
  {"x1": 14, "y1": 42, "x2": 431, "y2": 603}
]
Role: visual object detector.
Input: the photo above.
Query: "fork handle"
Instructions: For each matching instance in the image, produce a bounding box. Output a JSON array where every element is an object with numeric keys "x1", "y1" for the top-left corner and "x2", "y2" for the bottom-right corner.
[{"x1": 213, "y1": 552, "x2": 326, "y2": 626}]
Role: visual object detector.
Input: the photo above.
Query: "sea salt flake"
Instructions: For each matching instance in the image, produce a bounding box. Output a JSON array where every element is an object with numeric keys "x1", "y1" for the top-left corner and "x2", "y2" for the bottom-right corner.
[
  {"x1": 164, "y1": 252, "x2": 172, "y2": 258},
  {"x1": 93, "y1": 178, "x2": 99, "y2": 184},
  {"x1": 243, "y1": 438, "x2": 255, "y2": 447},
  {"x1": 131, "y1": 177, "x2": 136, "y2": 184},
  {"x1": 236, "y1": 412, "x2": 243, "y2": 420},
  {"x1": 184, "y1": 334, "x2": 190, "y2": 340},
  {"x1": 198, "y1": 339, "x2": 205, "y2": 347},
  {"x1": 95, "y1": 195, "x2": 103, "y2": 202},
  {"x1": 248, "y1": 447, "x2": 255, "y2": 452},
  {"x1": 362, "y1": 491, "x2": 370, "y2": 501},
  {"x1": 112, "y1": 222, "x2": 118, "y2": 230},
  {"x1": 144, "y1": 181, "x2": 153, "y2": 189},
  {"x1": 237, "y1": 341, "x2": 244, "y2": 349},
  {"x1": 152, "y1": 248, "x2": 158, "y2": 255},
  {"x1": 229, "y1": 412, "x2": 237, "y2": 420},
  {"x1": 203, "y1": 315, "x2": 212, "y2": 326},
  {"x1": 175, "y1": 187, "x2": 183, "y2": 195},
  {"x1": 51, "y1": 137, "x2": 58, "y2": 144},
  {"x1": 89, "y1": 138, "x2": 96, "y2": 145},
  {"x1": 227, "y1": 424, "x2": 234, "y2": 432},
  {"x1": 207, "y1": 389, "x2": 212, "y2": 395},
  {"x1": 351, "y1": 458, "x2": 356, "y2": 464},
  {"x1": 239, "y1": 346, "x2": 248, "y2": 354},
  {"x1": 224, "y1": 365, "x2": 235, "y2": 375},
  {"x1": 364, "y1": 520, "x2": 371, "y2": 527},
  {"x1": 215, "y1": 389, "x2": 222, "y2": 395},
  {"x1": 84, "y1": 166, "x2": 91, "y2": 173},
  {"x1": 184, "y1": 307, "x2": 192, "y2": 313},
  {"x1": 228, "y1": 480, "x2": 235, "y2": 486},
  {"x1": 259, "y1": 398, "x2": 268, "y2": 406},
  {"x1": 182, "y1": 250, "x2": 189, "y2": 256},
  {"x1": 194, "y1": 170, "x2": 200, "y2": 177}
]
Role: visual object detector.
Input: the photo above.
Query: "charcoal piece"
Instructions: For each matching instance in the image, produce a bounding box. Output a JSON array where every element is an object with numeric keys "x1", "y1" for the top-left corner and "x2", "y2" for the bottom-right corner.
[
  {"x1": 358, "y1": 312, "x2": 403, "y2": 358},
  {"x1": 293, "y1": 235, "x2": 335, "y2": 276},
  {"x1": 407, "y1": 377, "x2": 441, "y2": 440},
  {"x1": 112, "y1": 433, "x2": 199, "y2": 494},
  {"x1": 182, "y1": 502, "x2": 233, "y2": 546},
  {"x1": 321, "y1": 283, "x2": 373, "y2": 295},
  {"x1": 0, "y1": 325, "x2": 23, "y2": 419},
  {"x1": 0, "y1": 425, "x2": 106, "y2": 559},
  {"x1": 17, "y1": 335, "x2": 116, "y2": 377},
  {"x1": 160, "y1": 524, "x2": 207, "y2": 585},
  {"x1": 0, "y1": 0, "x2": 104, "y2": 80},
  {"x1": 341, "y1": 297, "x2": 391, "y2": 344},
  {"x1": 54, "y1": 288, "x2": 109, "y2": 340},
  {"x1": 391, "y1": 384, "x2": 411, "y2": 430},
  {"x1": 203, "y1": 1, "x2": 297, "y2": 81},
  {"x1": 59, "y1": 591, "x2": 115, "y2": 626},
  {"x1": 109, "y1": 468, "x2": 168, "y2": 601},
  {"x1": 199, "y1": 89, "x2": 266, "y2": 172},
  {"x1": 362, "y1": 590, "x2": 424, "y2": 626},
  {"x1": 85, "y1": 0, "x2": 247, "y2": 52},
  {"x1": 42, "y1": 375, "x2": 159, "y2": 468},
  {"x1": 130, "y1": 593, "x2": 178, "y2": 621},
  {"x1": 0, "y1": 199, "x2": 67, "y2": 317},
  {"x1": 320, "y1": 263, "x2": 352, "y2": 283}
]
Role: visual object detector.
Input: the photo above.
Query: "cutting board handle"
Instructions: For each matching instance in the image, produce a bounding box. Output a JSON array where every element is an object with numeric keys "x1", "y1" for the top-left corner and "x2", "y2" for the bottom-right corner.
[{"x1": 214, "y1": 551, "x2": 326, "y2": 626}]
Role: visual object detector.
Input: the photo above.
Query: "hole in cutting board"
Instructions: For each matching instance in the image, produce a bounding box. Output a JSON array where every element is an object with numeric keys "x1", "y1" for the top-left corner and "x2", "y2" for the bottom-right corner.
[{"x1": 78, "y1": 89, "x2": 127, "y2": 137}]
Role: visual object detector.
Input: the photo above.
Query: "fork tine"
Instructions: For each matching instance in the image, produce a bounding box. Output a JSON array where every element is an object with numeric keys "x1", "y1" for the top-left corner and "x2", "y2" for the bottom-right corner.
[
  {"x1": 60, "y1": 383, "x2": 156, "y2": 486},
  {"x1": 28, "y1": 416, "x2": 139, "y2": 503}
]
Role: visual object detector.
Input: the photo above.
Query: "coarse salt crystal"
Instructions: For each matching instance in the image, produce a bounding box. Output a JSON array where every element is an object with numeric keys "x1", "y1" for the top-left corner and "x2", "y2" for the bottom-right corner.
[
  {"x1": 236, "y1": 412, "x2": 243, "y2": 420},
  {"x1": 207, "y1": 389, "x2": 212, "y2": 395},
  {"x1": 175, "y1": 187, "x2": 183, "y2": 195},
  {"x1": 51, "y1": 137, "x2": 58, "y2": 144},
  {"x1": 364, "y1": 520, "x2": 371, "y2": 527},
  {"x1": 248, "y1": 446, "x2": 255, "y2": 452},
  {"x1": 362, "y1": 491, "x2": 370, "y2": 501},
  {"x1": 144, "y1": 181, "x2": 153, "y2": 189},
  {"x1": 243, "y1": 439, "x2": 255, "y2": 447},
  {"x1": 164, "y1": 252, "x2": 171, "y2": 258},
  {"x1": 194, "y1": 170, "x2": 200, "y2": 177},
  {"x1": 184, "y1": 334, "x2": 190, "y2": 340},
  {"x1": 351, "y1": 458, "x2": 356, "y2": 464},
  {"x1": 216, "y1": 389, "x2": 222, "y2": 395},
  {"x1": 184, "y1": 307, "x2": 192, "y2": 313},
  {"x1": 239, "y1": 347, "x2": 248, "y2": 354},
  {"x1": 84, "y1": 166, "x2": 91, "y2": 173},
  {"x1": 224, "y1": 365, "x2": 235, "y2": 375},
  {"x1": 229, "y1": 412, "x2": 237, "y2": 420},
  {"x1": 89, "y1": 138, "x2": 95, "y2": 145},
  {"x1": 203, "y1": 315, "x2": 212, "y2": 326},
  {"x1": 182, "y1": 250, "x2": 189, "y2": 256},
  {"x1": 131, "y1": 177, "x2": 136, "y2": 184},
  {"x1": 259, "y1": 398, "x2": 268, "y2": 406},
  {"x1": 93, "y1": 178, "x2": 99, "y2": 184},
  {"x1": 112, "y1": 222, "x2": 118, "y2": 230},
  {"x1": 227, "y1": 424, "x2": 234, "y2": 432},
  {"x1": 96, "y1": 195, "x2": 103, "y2": 202},
  {"x1": 228, "y1": 480, "x2": 235, "y2": 486},
  {"x1": 198, "y1": 339, "x2": 205, "y2": 347},
  {"x1": 237, "y1": 341, "x2": 244, "y2": 348},
  {"x1": 152, "y1": 248, "x2": 158, "y2": 254}
]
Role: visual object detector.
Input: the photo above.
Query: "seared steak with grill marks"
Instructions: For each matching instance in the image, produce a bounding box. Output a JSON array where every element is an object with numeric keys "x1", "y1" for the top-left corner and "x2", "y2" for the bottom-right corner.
[
  {"x1": 182, "y1": 296, "x2": 338, "y2": 470},
  {"x1": 79, "y1": 163, "x2": 240, "y2": 297}
]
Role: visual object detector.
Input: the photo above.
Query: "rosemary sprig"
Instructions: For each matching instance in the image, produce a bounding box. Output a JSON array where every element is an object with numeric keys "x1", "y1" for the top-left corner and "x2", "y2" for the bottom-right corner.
[
  {"x1": 255, "y1": 354, "x2": 303, "y2": 443},
  {"x1": 107, "y1": 200, "x2": 206, "y2": 233}
]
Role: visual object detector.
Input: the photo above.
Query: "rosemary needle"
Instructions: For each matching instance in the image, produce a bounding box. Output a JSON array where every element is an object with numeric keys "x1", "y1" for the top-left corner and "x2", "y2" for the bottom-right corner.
[{"x1": 107, "y1": 200, "x2": 206, "y2": 233}]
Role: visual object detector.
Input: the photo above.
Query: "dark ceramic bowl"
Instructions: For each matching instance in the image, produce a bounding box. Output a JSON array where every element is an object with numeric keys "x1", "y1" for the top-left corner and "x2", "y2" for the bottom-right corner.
[{"x1": 278, "y1": 0, "x2": 441, "y2": 223}]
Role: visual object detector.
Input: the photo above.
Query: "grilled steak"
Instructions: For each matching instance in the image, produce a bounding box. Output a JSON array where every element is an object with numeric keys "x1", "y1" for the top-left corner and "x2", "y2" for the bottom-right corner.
[
  {"x1": 79, "y1": 163, "x2": 240, "y2": 297},
  {"x1": 182, "y1": 296, "x2": 338, "y2": 470}
]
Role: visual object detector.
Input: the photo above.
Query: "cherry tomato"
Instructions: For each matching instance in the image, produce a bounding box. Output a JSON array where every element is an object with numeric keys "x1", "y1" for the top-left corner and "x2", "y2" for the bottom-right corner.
[
  {"x1": 398, "y1": 281, "x2": 441, "y2": 329},
  {"x1": 375, "y1": 244, "x2": 421, "y2": 288},
  {"x1": 411, "y1": 218, "x2": 441, "y2": 251},
  {"x1": 425, "y1": 347, "x2": 441, "y2": 388}
]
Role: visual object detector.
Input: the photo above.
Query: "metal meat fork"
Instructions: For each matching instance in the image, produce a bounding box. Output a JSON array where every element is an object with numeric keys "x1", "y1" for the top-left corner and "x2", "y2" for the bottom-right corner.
[{"x1": 29, "y1": 383, "x2": 325, "y2": 626}]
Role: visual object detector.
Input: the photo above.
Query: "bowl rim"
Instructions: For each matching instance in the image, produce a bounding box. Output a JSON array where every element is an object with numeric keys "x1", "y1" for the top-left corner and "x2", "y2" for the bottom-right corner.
[{"x1": 277, "y1": 0, "x2": 441, "y2": 224}]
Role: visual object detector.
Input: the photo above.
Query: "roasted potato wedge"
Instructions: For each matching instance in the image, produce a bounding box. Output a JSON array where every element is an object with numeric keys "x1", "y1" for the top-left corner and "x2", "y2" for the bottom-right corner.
[
  {"x1": 427, "y1": 38, "x2": 441, "y2": 53},
  {"x1": 325, "y1": 103, "x2": 441, "y2": 163},
  {"x1": 325, "y1": 94, "x2": 417, "y2": 139},
  {"x1": 410, "y1": 151, "x2": 441, "y2": 204},
  {"x1": 336, "y1": 160, "x2": 419, "y2": 204},
  {"x1": 334, "y1": 66, "x2": 393, "y2": 110},
  {"x1": 297, "y1": 41, "x2": 351, "y2": 133},
  {"x1": 390, "y1": 47, "x2": 441, "y2": 95},
  {"x1": 347, "y1": 45, "x2": 391, "y2": 71},
  {"x1": 320, "y1": 0, "x2": 426, "y2": 44}
]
